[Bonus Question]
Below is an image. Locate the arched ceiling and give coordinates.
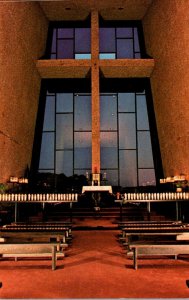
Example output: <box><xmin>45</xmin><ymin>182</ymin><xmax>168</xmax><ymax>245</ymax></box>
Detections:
<box><xmin>39</xmin><ymin>0</ymin><xmax>152</xmax><ymax>21</ymax></box>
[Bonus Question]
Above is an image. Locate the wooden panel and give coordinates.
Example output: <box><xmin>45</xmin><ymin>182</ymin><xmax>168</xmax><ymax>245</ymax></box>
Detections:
<box><xmin>39</xmin><ymin>0</ymin><xmax>152</xmax><ymax>21</ymax></box>
<box><xmin>0</xmin><ymin>2</ymin><xmax>48</xmax><ymax>182</ymax></box>
<box><xmin>143</xmin><ymin>0</ymin><xmax>189</xmax><ymax>177</ymax></box>
<box><xmin>36</xmin><ymin>59</ymin><xmax>91</xmax><ymax>78</ymax></box>
<box><xmin>100</xmin><ymin>59</ymin><xmax>154</xmax><ymax>78</ymax></box>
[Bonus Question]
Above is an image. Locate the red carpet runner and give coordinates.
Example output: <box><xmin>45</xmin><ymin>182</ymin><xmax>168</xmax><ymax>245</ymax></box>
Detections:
<box><xmin>0</xmin><ymin>230</ymin><xmax>189</xmax><ymax>298</ymax></box>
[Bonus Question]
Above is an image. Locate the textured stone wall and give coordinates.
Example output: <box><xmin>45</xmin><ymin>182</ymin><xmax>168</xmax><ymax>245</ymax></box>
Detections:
<box><xmin>91</xmin><ymin>11</ymin><xmax>100</xmax><ymax>173</ymax></box>
<box><xmin>143</xmin><ymin>0</ymin><xmax>189</xmax><ymax>179</ymax></box>
<box><xmin>0</xmin><ymin>2</ymin><xmax>48</xmax><ymax>183</ymax></box>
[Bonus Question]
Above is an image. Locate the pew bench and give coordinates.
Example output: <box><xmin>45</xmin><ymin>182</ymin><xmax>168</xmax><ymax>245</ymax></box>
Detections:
<box><xmin>119</xmin><ymin>224</ymin><xmax>189</xmax><ymax>240</ymax></box>
<box><xmin>11</xmin><ymin>221</ymin><xmax>72</xmax><ymax>234</ymax></box>
<box><xmin>176</xmin><ymin>233</ymin><xmax>189</xmax><ymax>240</ymax></box>
<box><xmin>0</xmin><ymin>232</ymin><xmax>69</xmax><ymax>252</ymax></box>
<box><xmin>118</xmin><ymin>220</ymin><xmax>182</xmax><ymax>228</ymax></box>
<box><xmin>0</xmin><ymin>242</ymin><xmax>65</xmax><ymax>270</ymax></box>
<box><xmin>118</xmin><ymin>221</ymin><xmax>183</xmax><ymax>237</ymax></box>
<box><xmin>122</xmin><ymin>232</ymin><xmax>184</xmax><ymax>249</ymax></box>
<box><xmin>128</xmin><ymin>243</ymin><xmax>189</xmax><ymax>270</ymax></box>
<box><xmin>1</xmin><ymin>225</ymin><xmax>72</xmax><ymax>243</ymax></box>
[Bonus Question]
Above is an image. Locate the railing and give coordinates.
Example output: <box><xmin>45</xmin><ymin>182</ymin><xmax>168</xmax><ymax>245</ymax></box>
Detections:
<box><xmin>0</xmin><ymin>193</ymin><xmax>79</xmax><ymax>223</ymax></box>
<box><xmin>115</xmin><ymin>192</ymin><xmax>189</xmax><ymax>221</ymax></box>
<box><xmin>0</xmin><ymin>193</ymin><xmax>79</xmax><ymax>202</ymax></box>
<box><xmin>122</xmin><ymin>192</ymin><xmax>189</xmax><ymax>202</ymax></box>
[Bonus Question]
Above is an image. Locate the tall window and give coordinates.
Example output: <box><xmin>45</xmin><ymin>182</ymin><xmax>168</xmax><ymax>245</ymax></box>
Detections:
<box><xmin>32</xmin><ymin>18</ymin><xmax>161</xmax><ymax>190</ymax></box>
<box><xmin>38</xmin><ymin>91</ymin><xmax>92</xmax><ymax>177</ymax></box>
<box><xmin>47</xmin><ymin>21</ymin><xmax>91</xmax><ymax>59</ymax></box>
<box><xmin>99</xmin><ymin>21</ymin><xmax>145</xmax><ymax>59</ymax></box>
<box><xmin>36</xmin><ymin>79</ymin><xmax>159</xmax><ymax>189</ymax></box>
<box><xmin>45</xmin><ymin>20</ymin><xmax>145</xmax><ymax>60</ymax></box>
<box><xmin>100</xmin><ymin>91</ymin><xmax>155</xmax><ymax>187</ymax></box>
<box><xmin>98</xmin><ymin>78</ymin><xmax>161</xmax><ymax>188</ymax></box>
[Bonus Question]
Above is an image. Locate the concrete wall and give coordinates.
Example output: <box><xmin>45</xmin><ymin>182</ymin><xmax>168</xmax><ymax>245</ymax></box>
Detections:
<box><xmin>0</xmin><ymin>2</ymin><xmax>48</xmax><ymax>183</ymax></box>
<box><xmin>143</xmin><ymin>0</ymin><xmax>189</xmax><ymax>179</ymax></box>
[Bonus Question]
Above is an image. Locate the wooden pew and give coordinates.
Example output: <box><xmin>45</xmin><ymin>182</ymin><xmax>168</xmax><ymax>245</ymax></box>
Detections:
<box><xmin>121</xmin><ymin>225</ymin><xmax>189</xmax><ymax>238</ymax></box>
<box><xmin>8</xmin><ymin>222</ymin><xmax>72</xmax><ymax>232</ymax></box>
<box><xmin>176</xmin><ymin>233</ymin><xmax>189</xmax><ymax>240</ymax></box>
<box><xmin>0</xmin><ymin>231</ymin><xmax>69</xmax><ymax>249</ymax></box>
<box><xmin>122</xmin><ymin>231</ymin><xmax>187</xmax><ymax>249</ymax></box>
<box><xmin>11</xmin><ymin>221</ymin><xmax>72</xmax><ymax>227</ymax></box>
<box><xmin>118</xmin><ymin>220</ymin><xmax>182</xmax><ymax>228</ymax></box>
<box><xmin>118</xmin><ymin>221</ymin><xmax>189</xmax><ymax>269</ymax></box>
<box><xmin>0</xmin><ymin>242</ymin><xmax>64</xmax><ymax>270</ymax></box>
<box><xmin>0</xmin><ymin>221</ymin><xmax>73</xmax><ymax>270</ymax></box>
<box><xmin>119</xmin><ymin>222</ymin><xmax>188</xmax><ymax>240</ymax></box>
<box><xmin>119</xmin><ymin>223</ymin><xmax>189</xmax><ymax>251</ymax></box>
<box><xmin>129</xmin><ymin>243</ymin><xmax>189</xmax><ymax>270</ymax></box>
<box><xmin>1</xmin><ymin>224</ymin><xmax>72</xmax><ymax>243</ymax></box>
<box><xmin>0</xmin><ymin>223</ymin><xmax>74</xmax><ymax>257</ymax></box>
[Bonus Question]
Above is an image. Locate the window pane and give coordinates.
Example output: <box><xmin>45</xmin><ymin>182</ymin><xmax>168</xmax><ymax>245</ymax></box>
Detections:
<box><xmin>57</xmin><ymin>39</ymin><xmax>74</xmax><ymax>59</ymax></box>
<box><xmin>100</xmin><ymin>132</ymin><xmax>118</xmax><ymax>168</ymax></box>
<box><xmin>56</xmin><ymin>93</ymin><xmax>73</xmax><ymax>113</ymax></box>
<box><xmin>136</xmin><ymin>95</ymin><xmax>149</xmax><ymax>130</ymax></box>
<box><xmin>51</xmin><ymin>53</ymin><xmax>56</xmax><ymax>59</ymax></box>
<box><xmin>47</xmin><ymin>90</ymin><xmax>55</xmax><ymax>96</ymax></box>
<box><xmin>99</xmin><ymin>53</ymin><xmax>116</xmax><ymax>59</ymax></box>
<box><xmin>38</xmin><ymin>170</ymin><xmax>54</xmax><ymax>174</ymax></box>
<box><xmin>116</xmin><ymin>27</ymin><xmax>133</xmax><ymax>38</ymax></box>
<box><xmin>74</xmin><ymin>169</ymin><xmax>91</xmax><ymax>176</ymax></box>
<box><xmin>75</xmin><ymin>28</ymin><xmax>91</xmax><ymax>53</ymax></box>
<box><xmin>51</xmin><ymin>29</ymin><xmax>56</xmax><ymax>52</ymax></box>
<box><xmin>74</xmin><ymin>95</ymin><xmax>91</xmax><ymax>131</ymax></box>
<box><xmin>43</xmin><ymin>96</ymin><xmax>55</xmax><ymax>131</ymax></box>
<box><xmin>75</xmin><ymin>54</ymin><xmax>91</xmax><ymax>59</ymax></box>
<box><xmin>39</xmin><ymin>132</ymin><xmax>54</xmax><ymax>169</ymax></box>
<box><xmin>138</xmin><ymin>169</ymin><xmax>156</xmax><ymax>186</ymax></box>
<box><xmin>58</xmin><ymin>28</ymin><xmax>74</xmax><ymax>38</ymax></box>
<box><xmin>100</xmin><ymin>95</ymin><xmax>117</xmax><ymax>130</ymax></box>
<box><xmin>119</xmin><ymin>150</ymin><xmax>137</xmax><ymax>187</ymax></box>
<box><xmin>117</xmin><ymin>39</ymin><xmax>134</xmax><ymax>58</ymax></box>
<box><xmin>134</xmin><ymin>28</ymin><xmax>140</xmax><ymax>52</ymax></box>
<box><xmin>119</xmin><ymin>114</ymin><xmax>136</xmax><ymax>149</ymax></box>
<box><xmin>56</xmin><ymin>150</ymin><xmax>73</xmax><ymax>176</ymax></box>
<box><xmin>101</xmin><ymin>148</ymin><xmax>118</xmax><ymax>169</ymax></box>
<box><xmin>56</xmin><ymin>114</ymin><xmax>73</xmax><ymax>149</ymax></box>
<box><xmin>101</xmin><ymin>132</ymin><xmax>117</xmax><ymax>148</ymax></box>
<box><xmin>74</xmin><ymin>132</ymin><xmax>91</xmax><ymax>169</ymax></box>
<box><xmin>118</xmin><ymin>93</ymin><xmax>135</xmax><ymax>112</ymax></box>
<box><xmin>138</xmin><ymin>131</ymin><xmax>154</xmax><ymax>168</ymax></box>
<box><xmin>99</xmin><ymin>28</ymin><xmax>116</xmax><ymax>53</ymax></box>
<box><xmin>135</xmin><ymin>52</ymin><xmax>141</xmax><ymax>58</ymax></box>
<box><xmin>136</xmin><ymin>90</ymin><xmax>145</xmax><ymax>95</ymax></box>
<box><xmin>104</xmin><ymin>170</ymin><xmax>118</xmax><ymax>186</ymax></box>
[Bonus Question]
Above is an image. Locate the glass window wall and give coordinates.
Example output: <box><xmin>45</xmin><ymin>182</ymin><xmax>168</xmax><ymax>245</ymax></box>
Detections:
<box><xmin>100</xmin><ymin>91</ymin><xmax>156</xmax><ymax>187</ymax></box>
<box><xmin>38</xmin><ymin>92</ymin><xmax>92</xmax><ymax>178</ymax></box>
<box><xmin>38</xmin><ymin>89</ymin><xmax>156</xmax><ymax>188</ymax></box>
<box><xmin>49</xmin><ymin>24</ymin><xmax>91</xmax><ymax>59</ymax></box>
<box><xmin>99</xmin><ymin>24</ymin><xmax>142</xmax><ymax>59</ymax></box>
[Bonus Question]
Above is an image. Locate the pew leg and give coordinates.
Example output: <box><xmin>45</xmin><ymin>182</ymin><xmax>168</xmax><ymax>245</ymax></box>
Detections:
<box><xmin>52</xmin><ymin>246</ymin><xmax>56</xmax><ymax>270</ymax></box>
<box><xmin>57</xmin><ymin>237</ymin><xmax>60</xmax><ymax>252</ymax></box>
<box><xmin>133</xmin><ymin>248</ymin><xmax>138</xmax><ymax>270</ymax></box>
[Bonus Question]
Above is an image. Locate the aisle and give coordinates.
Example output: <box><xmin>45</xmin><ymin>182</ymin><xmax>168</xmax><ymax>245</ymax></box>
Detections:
<box><xmin>0</xmin><ymin>230</ymin><xmax>189</xmax><ymax>298</ymax></box>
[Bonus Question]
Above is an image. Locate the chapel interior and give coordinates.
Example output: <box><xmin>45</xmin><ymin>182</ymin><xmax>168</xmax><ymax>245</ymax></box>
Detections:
<box><xmin>0</xmin><ymin>0</ymin><xmax>189</xmax><ymax>298</ymax></box>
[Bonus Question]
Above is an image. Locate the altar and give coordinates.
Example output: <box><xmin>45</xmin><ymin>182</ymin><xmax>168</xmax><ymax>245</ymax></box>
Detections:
<box><xmin>81</xmin><ymin>185</ymin><xmax>113</xmax><ymax>210</ymax></box>
<box><xmin>82</xmin><ymin>186</ymin><xmax>113</xmax><ymax>194</ymax></box>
